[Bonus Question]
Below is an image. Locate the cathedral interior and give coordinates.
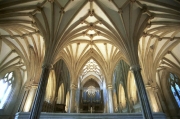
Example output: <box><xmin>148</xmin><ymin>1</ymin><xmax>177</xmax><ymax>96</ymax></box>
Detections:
<box><xmin>0</xmin><ymin>0</ymin><xmax>180</xmax><ymax>119</ymax></box>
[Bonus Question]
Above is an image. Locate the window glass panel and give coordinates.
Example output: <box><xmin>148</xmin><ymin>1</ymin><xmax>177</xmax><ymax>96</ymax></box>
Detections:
<box><xmin>170</xmin><ymin>73</ymin><xmax>174</xmax><ymax>80</ymax></box>
<box><xmin>0</xmin><ymin>80</ymin><xmax>5</xmax><ymax>100</ymax></box>
<box><xmin>171</xmin><ymin>86</ymin><xmax>180</xmax><ymax>107</ymax></box>
<box><xmin>174</xmin><ymin>74</ymin><xmax>179</xmax><ymax>79</ymax></box>
<box><xmin>0</xmin><ymin>72</ymin><xmax>13</xmax><ymax>109</ymax></box>
<box><xmin>175</xmin><ymin>83</ymin><xmax>180</xmax><ymax>96</ymax></box>
<box><xmin>0</xmin><ymin>80</ymin><xmax>8</xmax><ymax>100</ymax></box>
<box><xmin>0</xmin><ymin>85</ymin><xmax>12</xmax><ymax>109</ymax></box>
<box><xmin>4</xmin><ymin>78</ymin><xmax>7</xmax><ymax>82</ymax></box>
<box><xmin>5</xmin><ymin>73</ymin><xmax>8</xmax><ymax>77</ymax></box>
<box><xmin>8</xmin><ymin>72</ymin><xmax>13</xmax><ymax>79</ymax></box>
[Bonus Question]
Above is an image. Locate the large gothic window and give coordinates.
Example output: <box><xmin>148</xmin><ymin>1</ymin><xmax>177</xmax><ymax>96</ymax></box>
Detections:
<box><xmin>0</xmin><ymin>72</ymin><xmax>14</xmax><ymax>109</ymax></box>
<box><xmin>169</xmin><ymin>73</ymin><xmax>180</xmax><ymax>107</ymax></box>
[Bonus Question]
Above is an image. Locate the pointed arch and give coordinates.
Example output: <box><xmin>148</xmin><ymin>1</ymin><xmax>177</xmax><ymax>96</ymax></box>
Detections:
<box><xmin>77</xmin><ymin>50</ymin><xmax>106</xmax><ymax>74</ymax></box>
<box><xmin>81</xmin><ymin>75</ymin><xmax>102</xmax><ymax>89</ymax></box>
<box><xmin>127</xmin><ymin>71</ymin><xmax>138</xmax><ymax>105</ymax></box>
<box><xmin>57</xmin><ymin>83</ymin><xmax>65</xmax><ymax>104</ymax></box>
<box><xmin>118</xmin><ymin>83</ymin><xmax>126</xmax><ymax>109</ymax></box>
<box><xmin>45</xmin><ymin>70</ymin><xmax>56</xmax><ymax>103</ymax></box>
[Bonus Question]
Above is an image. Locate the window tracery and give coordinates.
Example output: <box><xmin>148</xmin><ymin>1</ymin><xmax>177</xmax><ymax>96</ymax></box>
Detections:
<box><xmin>0</xmin><ymin>72</ymin><xmax>14</xmax><ymax>109</ymax></box>
<box><xmin>169</xmin><ymin>73</ymin><xmax>180</xmax><ymax>107</ymax></box>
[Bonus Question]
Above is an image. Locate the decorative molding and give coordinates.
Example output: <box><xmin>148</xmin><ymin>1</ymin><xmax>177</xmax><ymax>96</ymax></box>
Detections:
<box><xmin>130</xmin><ymin>65</ymin><xmax>141</xmax><ymax>71</ymax></box>
<box><xmin>107</xmin><ymin>84</ymin><xmax>113</xmax><ymax>89</ymax></box>
<box><xmin>42</xmin><ymin>64</ymin><xmax>53</xmax><ymax>69</ymax></box>
<box><xmin>145</xmin><ymin>84</ymin><xmax>152</xmax><ymax>89</ymax></box>
<box><xmin>70</xmin><ymin>84</ymin><xmax>77</xmax><ymax>90</ymax></box>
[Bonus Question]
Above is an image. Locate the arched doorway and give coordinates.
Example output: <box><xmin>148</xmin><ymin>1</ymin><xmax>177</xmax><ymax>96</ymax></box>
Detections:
<box><xmin>79</xmin><ymin>78</ymin><xmax>103</xmax><ymax>113</ymax></box>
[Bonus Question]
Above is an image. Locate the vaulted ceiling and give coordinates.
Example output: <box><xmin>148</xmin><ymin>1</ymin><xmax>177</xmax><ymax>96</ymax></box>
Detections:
<box><xmin>0</xmin><ymin>0</ymin><xmax>180</xmax><ymax>85</ymax></box>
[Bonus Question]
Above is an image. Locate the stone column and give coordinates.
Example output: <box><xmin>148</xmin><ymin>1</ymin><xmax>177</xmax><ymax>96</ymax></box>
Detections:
<box><xmin>18</xmin><ymin>87</ymin><xmax>30</xmax><ymax>112</ymax></box>
<box><xmin>29</xmin><ymin>64</ymin><xmax>53</xmax><ymax>119</ymax></box>
<box><xmin>153</xmin><ymin>88</ymin><xmax>163</xmax><ymax>112</ymax></box>
<box><xmin>146</xmin><ymin>85</ymin><xmax>154</xmax><ymax>110</ymax></box>
<box><xmin>23</xmin><ymin>84</ymin><xmax>38</xmax><ymax>112</ymax></box>
<box><xmin>107</xmin><ymin>84</ymin><xmax>114</xmax><ymax>113</ymax></box>
<box><xmin>68</xmin><ymin>84</ymin><xmax>77</xmax><ymax>113</ymax></box>
<box><xmin>127</xmin><ymin>97</ymin><xmax>134</xmax><ymax>113</ymax></box>
<box><xmin>130</xmin><ymin>65</ymin><xmax>153</xmax><ymax>119</ymax></box>
<box><xmin>75</xmin><ymin>88</ymin><xmax>80</xmax><ymax>113</ymax></box>
<box><xmin>146</xmin><ymin>85</ymin><xmax>161</xmax><ymax>112</ymax></box>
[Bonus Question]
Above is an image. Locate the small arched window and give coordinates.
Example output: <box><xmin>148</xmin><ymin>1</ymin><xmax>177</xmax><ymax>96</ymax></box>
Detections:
<box><xmin>0</xmin><ymin>72</ymin><xmax>14</xmax><ymax>109</ymax></box>
<box><xmin>169</xmin><ymin>73</ymin><xmax>180</xmax><ymax>107</ymax></box>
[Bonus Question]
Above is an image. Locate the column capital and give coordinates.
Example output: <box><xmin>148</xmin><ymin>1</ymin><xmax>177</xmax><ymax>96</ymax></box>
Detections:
<box><xmin>42</xmin><ymin>63</ymin><xmax>53</xmax><ymax>69</ymax></box>
<box><xmin>107</xmin><ymin>84</ymin><xmax>113</xmax><ymax>89</ymax></box>
<box><xmin>130</xmin><ymin>64</ymin><xmax>141</xmax><ymax>71</ymax></box>
<box><xmin>70</xmin><ymin>84</ymin><xmax>77</xmax><ymax>90</ymax></box>
<box><xmin>152</xmin><ymin>87</ymin><xmax>159</xmax><ymax>92</ymax></box>
<box><xmin>25</xmin><ymin>83</ymin><xmax>38</xmax><ymax>90</ymax></box>
<box><xmin>31</xmin><ymin>84</ymin><xmax>38</xmax><ymax>89</ymax></box>
<box><xmin>145</xmin><ymin>84</ymin><xmax>152</xmax><ymax>89</ymax></box>
<box><xmin>24</xmin><ymin>85</ymin><xmax>31</xmax><ymax>90</ymax></box>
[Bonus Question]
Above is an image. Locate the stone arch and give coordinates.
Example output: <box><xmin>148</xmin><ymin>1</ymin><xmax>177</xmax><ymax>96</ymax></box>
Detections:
<box><xmin>81</xmin><ymin>75</ymin><xmax>102</xmax><ymax>89</ymax></box>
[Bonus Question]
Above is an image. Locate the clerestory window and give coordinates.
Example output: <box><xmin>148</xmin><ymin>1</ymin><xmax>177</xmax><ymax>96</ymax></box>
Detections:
<box><xmin>0</xmin><ymin>72</ymin><xmax>14</xmax><ymax>109</ymax></box>
<box><xmin>169</xmin><ymin>73</ymin><xmax>180</xmax><ymax>107</ymax></box>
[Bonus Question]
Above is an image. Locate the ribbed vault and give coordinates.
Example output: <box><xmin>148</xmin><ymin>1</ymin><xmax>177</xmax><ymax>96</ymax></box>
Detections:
<box><xmin>0</xmin><ymin>0</ymin><xmax>154</xmax><ymax>84</ymax></box>
<box><xmin>0</xmin><ymin>0</ymin><xmax>180</xmax><ymax>117</ymax></box>
<box><xmin>0</xmin><ymin>0</ymin><xmax>180</xmax><ymax>96</ymax></box>
<box><xmin>138</xmin><ymin>0</ymin><xmax>180</xmax><ymax>85</ymax></box>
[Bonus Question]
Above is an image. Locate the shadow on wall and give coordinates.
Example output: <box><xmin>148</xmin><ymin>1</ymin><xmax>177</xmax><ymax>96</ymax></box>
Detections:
<box><xmin>0</xmin><ymin>110</ymin><xmax>14</xmax><ymax>119</ymax></box>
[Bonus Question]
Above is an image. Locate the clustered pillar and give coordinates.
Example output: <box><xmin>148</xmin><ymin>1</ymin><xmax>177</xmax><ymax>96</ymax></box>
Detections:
<box><xmin>130</xmin><ymin>65</ymin><xmax>154</xmax><ymax>119</ymax></box>
<box><xmin>146</xmin><ymin>85</ymin><xmax>162</xmax><ymax>112</ymax></box>
<box><xmin>107</xmin><ymin>84</ymin><xmax>114</xmax><ymax>113</ymax></box>
<box><xmin>68</xmin><ymin>84</ymin><xmax>77</xmax><ymax>113</ymax></box>
<box><xmin>18</xmin><ymin>84</ymin><xmax>38</xmax><ymax>112</ymax></box>
<box><xmin>28</xmin><ymin>64</ymin><xmax>153</xmax><ymax>119</ymax></box>
<box><xmin>29</xmin><ymin>64</ymin><xmax>53</xmax><ymax>119</ymax></box>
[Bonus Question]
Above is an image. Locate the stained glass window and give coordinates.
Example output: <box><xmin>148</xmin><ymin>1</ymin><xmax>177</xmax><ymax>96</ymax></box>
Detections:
<box><xmin>171</xmin><ymin>86</ymin><xmax>180</xmax><ymax>107</ymax></box>
<box><xmin>175</xmin><ymin>83</ymin><xmax>180</xmax><ymax>96</ymax></box>
<box><xmin>169</xmin><ymin>73</ymin><xmax>180</xmax><ymax>108</ymax></box>
<box><xmin>0</xmin><ymin>72</ymin><xmax>14</xmax><ymax>109</ymax></box>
